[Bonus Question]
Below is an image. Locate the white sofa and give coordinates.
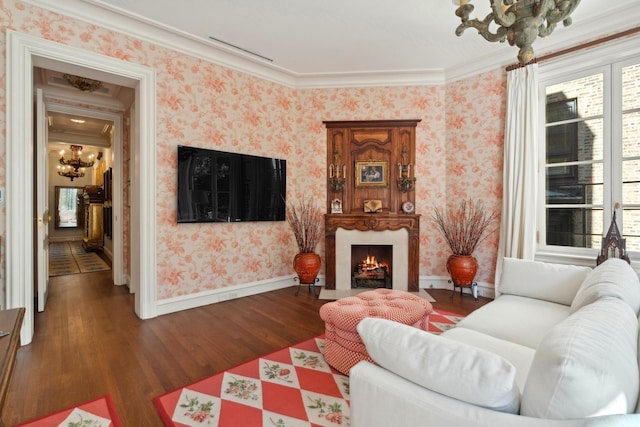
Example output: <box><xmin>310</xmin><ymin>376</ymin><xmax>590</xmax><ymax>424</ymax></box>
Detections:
<box><xmin>350</xmin><ymin>257</ymin><xmax>640</xmax><ymax>426</ymax></box>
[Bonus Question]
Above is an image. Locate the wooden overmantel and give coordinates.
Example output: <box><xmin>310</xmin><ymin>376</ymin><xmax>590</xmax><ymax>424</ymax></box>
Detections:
<box><xmin>323</xmin><ymin>120</ymin><xmax>421</xmax><ymax>292</ymax></box>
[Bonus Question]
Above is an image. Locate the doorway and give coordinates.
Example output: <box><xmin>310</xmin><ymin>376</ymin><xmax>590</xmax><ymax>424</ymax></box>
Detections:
<box><xmin>6</xmin><ymin>31</ymin><xmax>158</xmax><ymax>345</ymax></box>
<box><xmin>44</xmin><ymin>102</ymin><xmax>123</xmax><ymax>284</ymax></box>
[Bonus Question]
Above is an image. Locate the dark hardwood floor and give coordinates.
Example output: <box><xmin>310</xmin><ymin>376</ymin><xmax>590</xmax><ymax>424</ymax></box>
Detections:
<box><xmin>3</xmin><ymin>270</ymin><xmax>490</xmax><ymax>426</ymax></box>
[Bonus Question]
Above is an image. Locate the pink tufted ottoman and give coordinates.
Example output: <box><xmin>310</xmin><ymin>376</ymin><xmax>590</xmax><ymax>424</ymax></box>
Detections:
<box><xmin>319</xmin><ymin>288</ymin><xmax>433</xmax><ymax>375</ymax></box>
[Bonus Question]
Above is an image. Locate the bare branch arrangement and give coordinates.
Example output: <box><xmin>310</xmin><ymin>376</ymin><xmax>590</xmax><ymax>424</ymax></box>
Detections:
<box><xmin>286</xmin><ymin>197</ymin><xmax>323</xmax><ymax>253</ymax></box>
<box><xmin>432</xmin><ymin>200</ymin><xmax>498</xmax><ymax>256</ymax></box>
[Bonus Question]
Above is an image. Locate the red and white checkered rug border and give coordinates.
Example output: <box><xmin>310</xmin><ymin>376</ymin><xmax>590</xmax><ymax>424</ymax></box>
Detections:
<box><xmin>153</xmin><ymin>309</ymin><xmax>464</xmax><ymax>427</ymax></box>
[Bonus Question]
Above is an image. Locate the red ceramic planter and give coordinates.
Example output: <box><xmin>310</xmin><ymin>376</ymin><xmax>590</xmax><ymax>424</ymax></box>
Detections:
<box><xmin>293</xmin><ymin>252</ymin><xmax>321</xmax><ymax>284</ymax></box>
<box><xmin>446</xmin><ymin>254</ymin><xmax>478</xmax><ymax>286</ymax></box>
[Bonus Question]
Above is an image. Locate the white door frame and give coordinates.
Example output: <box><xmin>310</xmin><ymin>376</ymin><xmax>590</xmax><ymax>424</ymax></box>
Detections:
<box><xmin>6</xmin><ymin>30</ymin><xmax>158</xmax><ymax>345</ymax></box>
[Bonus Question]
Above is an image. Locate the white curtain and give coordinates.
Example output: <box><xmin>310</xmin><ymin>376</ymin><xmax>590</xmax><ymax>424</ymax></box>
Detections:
<box><xmin>494</xmin><ymin>64</ymin><xmax>539</xmax><ymax>294</ymax></box>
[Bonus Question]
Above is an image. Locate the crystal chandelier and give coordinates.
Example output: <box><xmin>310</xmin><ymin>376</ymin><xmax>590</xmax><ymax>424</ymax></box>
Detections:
<box><xmin>58</xmin><ymin>145</ymin><xmax>95</xmax><ymax>181</ymax></box>
<box><xmin>453</xmin><ymin>0</ymin><xmax>581</xmax><ymax>64</ymax></box>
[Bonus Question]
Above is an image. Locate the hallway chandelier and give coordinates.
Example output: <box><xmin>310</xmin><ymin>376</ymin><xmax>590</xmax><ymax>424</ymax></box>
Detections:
<box><xmin>453</xmin><ymin>0</ymin><xmax>581</xmax><ymax>64</ymax></box>
<box><xmin>57</xmin><ymin>145</ymin><xmax>95</xmax><ymax>181</ymax></box>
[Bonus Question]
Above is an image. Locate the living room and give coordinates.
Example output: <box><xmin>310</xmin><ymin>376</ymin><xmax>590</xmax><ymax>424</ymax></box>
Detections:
<box><xmin>2</xmin><ymin>0</ymin><xmax>640</xmax><ymax>425</ymax></box>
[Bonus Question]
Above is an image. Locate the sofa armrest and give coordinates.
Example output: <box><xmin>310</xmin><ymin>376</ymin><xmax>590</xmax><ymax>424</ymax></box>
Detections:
<box><xmin>350</xmin><ymin>362</ymin><xmax>640</xmax><ymax>427</ymax></box>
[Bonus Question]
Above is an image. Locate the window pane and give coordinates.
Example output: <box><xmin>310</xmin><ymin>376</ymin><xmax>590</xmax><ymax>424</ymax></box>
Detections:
<box><xmin>546</xmin><ymin>74</ymin><xmax>603</xmax><ymax>118</ymax></box>
<box><xmin>622</xmin><ymin>63</ymin><xmax>640</xmax><ymax>111</ymax></box>
<box><xmin>546</xmin><ymin>208</ymin><xmax>603</xmax><ymax>248</ymax></box>
<box><xmin>546</xmin><ymin>98</ymin><xmax>577</xmax><ymax>122</ymax></box>
<box><xmin>622</xmin><ymin>208</ymin><xmax>640</xmax><ymax>251</ymax></box>
<box><xmin>622</xmin><ymin>111</ymin><xmax>640</xmax><ymax>157</ymax></box>
<box><xmin>622</xmin><ymin>159</ymin><xmax>640</xmax><ymax>204</ymax></box>
<box><xmin>580</xmin><ymin>118</ymin><xmax>604</xmax><ymax>161</ymax></box>
<box><xmin>546</xmin><ymin>118</ymin><xmax>603</xmax><ymax>163</ymax></box>
<box><xmin>546</xmin><ymin>163</ymin><xmax>603</xmax><ymax>205</ymax></box>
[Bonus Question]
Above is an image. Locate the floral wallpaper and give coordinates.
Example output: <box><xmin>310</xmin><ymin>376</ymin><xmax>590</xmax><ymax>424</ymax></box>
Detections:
<box><xmin>444</xmin><ymin>69</ymin><xmax>507</xmax><ymax>282</ymax></box>
<box><xmin>0</xmin><ymin>0</ymin><xmax>507</xmax><ymax>303</ymax></box>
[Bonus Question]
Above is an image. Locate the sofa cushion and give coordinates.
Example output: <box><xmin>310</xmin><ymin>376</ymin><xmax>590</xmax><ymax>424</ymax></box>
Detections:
<box><xmin>455</xmin><ymin>295</ymin><xmax>570</xmax><ymax>349</ymax></box>
<box><xmin>570</xmin><ymin>258</ymin><xmax>640</xmax><ymax>315</ymax></box>
<box><xmin>442</xmin><ymin>327</ymin><xmax>535</xmax><ymax>392</ymax></box>
<box><xmin>521</xmin><ymin>297</ymin><xmax>639</xmax><ymax>419</ymax></box>
<box><xmin>498</xmin><ymin>257</ymin><xmax>592</xmax><ymax>305</ymax></box>
<box><xmin>357</xmin><ymin>317</ymin><xmax>521</xmax><ymax>413</ymax></box>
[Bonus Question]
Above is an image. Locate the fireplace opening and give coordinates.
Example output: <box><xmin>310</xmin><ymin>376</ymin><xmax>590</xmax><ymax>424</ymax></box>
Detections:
<box><xmin>351</xmin><ymin>245</ymin><xmax>392</xmax><ymax>289</ymax></box>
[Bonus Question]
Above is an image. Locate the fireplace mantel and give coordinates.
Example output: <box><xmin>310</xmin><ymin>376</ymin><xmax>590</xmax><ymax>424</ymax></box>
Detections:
<box><xmin>324</xmin><ymin>213</ymin><xmax>420</xmax><ymax>291</ymax></box>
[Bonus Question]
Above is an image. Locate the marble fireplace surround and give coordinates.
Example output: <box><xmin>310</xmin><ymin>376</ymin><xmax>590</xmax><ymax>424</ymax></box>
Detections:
<box><xmin>337</xmin><ymin>228</ymin><xmax>407</xmax><ymax>291</ymax></box>
<box><xmin>324</xmin><ymin>214</ymin><xmax>420</xmax><ymax>292</ymax></box>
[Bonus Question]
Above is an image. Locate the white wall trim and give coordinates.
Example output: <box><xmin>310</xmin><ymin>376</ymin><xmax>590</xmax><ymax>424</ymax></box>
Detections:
<box><xmin>6</xmin><ymin>30</ymin><xmax>157</xmax><ymax>345</ymax></box>
<box><xmin>420</xmin><ymin>275</ymin><xmax>495</xmax><ymax>299</ymax></box>
<box><xmin>156</xmin><ymin>276</ymin><xmax>299</xmax><ymax>316</ymax></box>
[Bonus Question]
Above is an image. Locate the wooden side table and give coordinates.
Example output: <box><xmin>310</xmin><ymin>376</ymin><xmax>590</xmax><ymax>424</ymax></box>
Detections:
<box><xmin>0</xmin><ymin>307</ymin><xmax>25</xmax><ymax>427</ymax></box>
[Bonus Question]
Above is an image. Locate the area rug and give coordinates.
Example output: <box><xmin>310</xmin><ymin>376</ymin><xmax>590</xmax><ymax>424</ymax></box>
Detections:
<box><xmin>318</xmin><ymin>288</ymin><xmax>436</xmax><ymax>302</ymax></box>
<box><xmin>15</xmin><ymin>394</ymin><xmax>123</xmax><ymax>426</ymax></box>
<box><xmin>153</xmin><ymin>309</ymin><xmax>464</xmax><ymax>427</ymax></box>
<box><xmin>49</xmin><ymin>242</ymin><xmax>81</xmax><ymax>276</ymax></box>
<box><xmin>49</xmin><ymin>242</ymin><xmax>110</xmax><ymax>276</ymax></box>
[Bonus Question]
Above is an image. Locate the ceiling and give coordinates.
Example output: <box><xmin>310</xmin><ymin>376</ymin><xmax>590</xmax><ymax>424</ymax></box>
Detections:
<box><xmin>29</xmin><ymin>0</ymin><xmax>640</xmax><ymax>155</ymax></box>
<box><xmin>71</xmin><ymin>0</ymin><xmax>640</xmax><ymax>84</ymax></box>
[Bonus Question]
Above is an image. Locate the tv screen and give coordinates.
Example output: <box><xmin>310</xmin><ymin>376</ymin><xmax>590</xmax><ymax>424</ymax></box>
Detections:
<box><xmin>177</xmin><ymin>145</ymin><xmax>286</xmax><ymax>223</ymax></box>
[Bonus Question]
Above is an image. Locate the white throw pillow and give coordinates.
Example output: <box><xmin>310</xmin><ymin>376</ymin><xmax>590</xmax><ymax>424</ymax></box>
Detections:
<box><xmin>499</xmin><ymin>257</ymin><xmax>591</xmax><ymax>305</ymax></box>
<box><xmin>570</xmin><ymin>257</ymin><xmax>640</xmax><ymax>315</ymax></box>
<box><xmin>521</xmin><ymin>297</ymin><xmax>639</xmax><ymax>419</ymax></box>
<box><xmin>357</xmin><ymin>317</ymin><xmax>521</xmax><ymax>413</ymax></box>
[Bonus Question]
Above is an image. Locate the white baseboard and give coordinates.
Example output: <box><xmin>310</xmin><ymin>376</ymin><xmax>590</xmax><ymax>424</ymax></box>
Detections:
<box><xmin>156</xmin><ymin>275</ymin><xmax>325</xmax><ymax>316</ymax></box>
<box><xmin>420</xmin><ymin>275</ymin><xmax>495</xmax><ymax>299</ymax></box>
<box><xmin>154</xmin><ymin>273</ymin><xmax>492</xmax><ymax>317</ymax></box>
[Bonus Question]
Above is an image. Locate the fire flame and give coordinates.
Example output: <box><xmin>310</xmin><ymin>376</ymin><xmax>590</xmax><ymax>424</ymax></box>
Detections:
<box><xmin>360</xmin><ymin>255</ymin><xmax>389</xmax><ymax>272</ymax></box>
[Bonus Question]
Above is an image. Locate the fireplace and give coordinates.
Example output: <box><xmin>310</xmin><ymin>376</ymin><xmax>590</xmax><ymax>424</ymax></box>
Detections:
<box><xmin>352</xmin><ymin>245</ymin><xmax>392</xmax><ymax>288</ymax></box>
<box><xmin>325</xmin><ymin>214</ymin><xmax>420</xmax><ymax>292</ymax></box>
<box><xmin>323</xmin><ymin>120</ymin><xmax>420</xmax><ymax>291</ymax></box>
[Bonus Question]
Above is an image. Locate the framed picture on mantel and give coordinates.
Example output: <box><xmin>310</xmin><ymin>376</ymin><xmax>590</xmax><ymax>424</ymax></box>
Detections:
<box><xmin>355</xmin><ymin>160</ymin><xmax>388</xmax><ymax>188</ymax></box>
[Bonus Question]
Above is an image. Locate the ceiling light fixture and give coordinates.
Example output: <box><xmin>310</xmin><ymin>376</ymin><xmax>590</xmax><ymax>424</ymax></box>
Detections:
<box><xmin>57</xmin><ymin>145</ymin><xmax>95</xmax><ymax>181</ymax></box>
<box><xmin>63</xmin><ymin>73</ymin><xmax>104</xmax><ymax>92</ymax></box>
<box><xmin>70</xmin><ymin>118</ymin><xmax>86</xmax><ymax>124</ymax></box>
<box><xmin>453</xmin><ymin>0</ymin><xmax>581</xmax><ymax>64</ymax></box>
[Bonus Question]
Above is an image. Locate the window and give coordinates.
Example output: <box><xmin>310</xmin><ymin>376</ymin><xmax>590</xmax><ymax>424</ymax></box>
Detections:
<box><xmin>538</xmin><ymin>44</ymin><xmax>640</xmax><ymax>260</ymax></box>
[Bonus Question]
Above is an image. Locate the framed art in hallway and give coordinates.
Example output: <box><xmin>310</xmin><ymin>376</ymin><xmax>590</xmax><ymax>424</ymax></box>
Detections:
<box><xmin>355</xmin><ymin>160</ymin><xmax>388</xmax><ymax>187</ymax></box>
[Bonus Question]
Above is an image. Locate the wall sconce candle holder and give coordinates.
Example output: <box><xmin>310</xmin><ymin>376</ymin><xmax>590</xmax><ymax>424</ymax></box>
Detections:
<box><xmin>397</xmin><ymin>143</ymin><xmax>415</xmax><ymax>193</ymax></box>
<box><xmin>328</xmin><ymin>147</ymin><xmax>346</xmax><ymax>192</ymax></box>
<box><xmin>397</xmin><ymin>165</ymin><xmax>415</xmax><ymax>193</ymax></box>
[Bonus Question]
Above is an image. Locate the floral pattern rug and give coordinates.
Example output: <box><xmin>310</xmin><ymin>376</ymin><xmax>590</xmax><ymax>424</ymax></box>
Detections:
<box><xmin>153</xmin><ymin>310</ymin><xmax>463</xmax><ymax>427</ymax></box>
<box><xmin>15</xmin><ymin>394</ymin><xmax>122</xmax><ymax>427</ymax></box>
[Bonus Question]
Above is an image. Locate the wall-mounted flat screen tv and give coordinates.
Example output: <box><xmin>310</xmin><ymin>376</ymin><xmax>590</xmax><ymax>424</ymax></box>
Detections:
<box><xmin>177</xmin><ymin>145</ymin><xmax>286</xmax><ymax>223</ymax></box>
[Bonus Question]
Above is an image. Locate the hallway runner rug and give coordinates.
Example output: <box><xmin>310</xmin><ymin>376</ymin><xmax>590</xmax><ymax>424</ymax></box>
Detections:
<box><xmin>49</xmin><ymin>242</ymin><xmax>110</xmax><ymax>276</ymax></box>
<box><xmin>153</xmin><ymin>309</ymin><xmax>464</xmax><ymax>427</ymax></box>
<box><xmin>15</xmin><ymin>394</ymin><xmax>123</xmax><ymax>426</ymax></box>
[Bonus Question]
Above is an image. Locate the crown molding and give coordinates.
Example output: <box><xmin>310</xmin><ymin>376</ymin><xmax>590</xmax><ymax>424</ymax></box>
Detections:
<box><xmin>26</xmin><ymin>0</ymin><xmax>446</xmax><ymax>88</ymax></box>
<box><xmin>24</xmin><ymin>0</ymin><xmax>299</xmax><ymax>86</ymax></box>
<box><xmin>24</xmin><ymin>0</ymin><xmax>640</xmax><ymax>88</ymax></box>
<box><xmin>295</xmin><ymin>69</ymin><xmax>445</xmax><ymax>89</ymax></box>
